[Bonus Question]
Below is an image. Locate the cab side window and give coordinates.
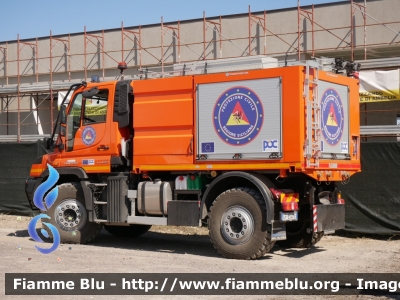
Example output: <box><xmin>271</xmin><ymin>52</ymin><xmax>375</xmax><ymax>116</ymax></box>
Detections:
<box><xmin>66</xmin><ymin>93</ymin><xmax>83</xmax><ymax>151</ymax></box>
<box><xmin>83</xmin><ymin>90</ymin><xmax>108</xmax><ymax>125</ymax></box>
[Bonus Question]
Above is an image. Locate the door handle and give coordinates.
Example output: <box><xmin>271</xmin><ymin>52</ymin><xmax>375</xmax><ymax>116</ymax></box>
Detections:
<box><xmin>97</xmin><ymin>145</ymin><xmax>109</xmax><ymax>151</ymax></box>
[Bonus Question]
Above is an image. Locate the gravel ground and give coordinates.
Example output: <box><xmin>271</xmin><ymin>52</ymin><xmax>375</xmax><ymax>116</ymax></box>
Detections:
<box><xmin>0</xmin><ymin>214</ymin><xmax>399</xmax><ymax>300</ymax></box>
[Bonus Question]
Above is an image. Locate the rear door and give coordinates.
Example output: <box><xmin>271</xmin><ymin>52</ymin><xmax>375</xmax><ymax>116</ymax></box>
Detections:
<box><xmin>319</xmin><ymin>81</ymin><xmax>349</xmax><ymax>159</ymax></box>
<box><xmin>197</xmin><ymin>78</ymin><xmax>282</xmax><ymax>160</ymax></box>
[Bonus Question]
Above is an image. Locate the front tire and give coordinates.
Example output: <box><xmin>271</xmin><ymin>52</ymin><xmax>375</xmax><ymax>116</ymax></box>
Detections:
<box><xmin>43</xmin><ymin>183</ymin><xmax>102</xmax><ymax>244</ymax></box>
<box><xmin>208</xmin><ymin>187</ymin><xmax>275</xmax><ymax>260</ymax></box>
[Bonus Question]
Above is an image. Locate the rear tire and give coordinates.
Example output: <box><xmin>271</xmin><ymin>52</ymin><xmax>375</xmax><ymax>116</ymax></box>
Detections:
<box><xmin>44</xmin><ymin>183</ymin><xmax>102</xmax><ymax>244</ymax></box>
<box><xmin>208</xmin><ymin>187</ymin><xmax>275</xmax><ymax>260</ymax></box>
<box><xmin>104</xmin><ymin>224</ymin><xmax>152</xmax><ymax>237</ymax></box>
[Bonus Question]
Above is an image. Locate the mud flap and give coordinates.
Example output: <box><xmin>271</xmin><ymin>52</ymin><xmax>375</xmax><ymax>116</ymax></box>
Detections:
<box><xmin>314</xmin><ymin>203</ymin><xmax>345</xmax><ymax>233</ymax></box>
<box><xmin>168</xmin><ymin>201</ymin><xmax>201</xmax><ymax>226</ymax></box>
<box><xmin>270</xmin><ymin>221</ymin><xmax>287</xmax><ymax>241</ymax></box>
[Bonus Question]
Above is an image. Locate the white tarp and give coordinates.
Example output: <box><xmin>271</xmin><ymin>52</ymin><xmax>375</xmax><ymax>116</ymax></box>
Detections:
<box><xmin>357</xmin><ymin>70</ymin><xmax>400</xmax><ymax>103</ymax></box>
<box><xmin>58</xmin><ymin>91</ymin><xmax>106</xmax><ymax>116</ymax></box>
<box><xmin>57</xmin><ymin>91</ymin><xmax>71</xmax><ymax>110</ymax></box>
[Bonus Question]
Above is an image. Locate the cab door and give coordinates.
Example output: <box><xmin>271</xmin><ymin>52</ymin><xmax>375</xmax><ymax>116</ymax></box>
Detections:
<box><xmin>60</xmin><ymin>86</ymin><xmax>112</xmax><ymax>170</ymax></box>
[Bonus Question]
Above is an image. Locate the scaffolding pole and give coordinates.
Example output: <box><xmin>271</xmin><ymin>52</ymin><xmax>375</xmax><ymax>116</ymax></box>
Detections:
<box><xmin>298</xmin><ymin>0</ymin><xmax>352</xmax><ymax>60</ymax></box>
<box><xmin>18</xmin><ymin>37</ymin><xmax>39</xmax><ymax>83</ymax></box>
<box><xmin>249</xmin><ymin>5</ymin><xmax>267</xmax><ymax>56</ymax></box>
<box><xmin>351</xmin><ymin>0</ymin><xmax>367</xmax><ymax>60</ymax></box>
<box><xmin>161</xmin><ymin>17</ymin><xmax>181</xmax><ymax>73</ymax></box>
<box><xmin>50</xmin><ymin>31</ymin><xmax>70</xmax><ymax>132</ymax></box>
<box><xmin>298</xmin><ymin>2</ymin><xmax>315</xmax><ymax>59</ymax></box>
<box><xmin>17</xmin><ymin>35</ymin><xmax>39</xmax><ymax>142</ymax></box>
<box><xmin>122</xmin><ymin>22</ymin><xmax>143</xmax><ymax>68</ymax></box>
<box><xmin>51</xmin><ymin>31</ymin><xmax>71</xmax><ymax>82</ymax></box>
<box><xmin>84</xmin><ymin>26</ymin><xmax>105</xmax><ymax>80</ymax></box>
<box><xmin>0</xmin><ymin>42</ymin><xmax>7</xmax><ymax>85</ymax></box>
<box><xmin>203</xmin><ymin>12</ymin><xmax>222</xmax><ymax>60</ymax></box>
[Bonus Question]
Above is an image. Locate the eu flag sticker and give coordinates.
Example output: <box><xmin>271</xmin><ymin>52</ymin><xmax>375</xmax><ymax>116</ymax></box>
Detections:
<box><xmin>201</xmin><ymin>142</ymin><xmax>215</xmax><ymax>153</ymax></box>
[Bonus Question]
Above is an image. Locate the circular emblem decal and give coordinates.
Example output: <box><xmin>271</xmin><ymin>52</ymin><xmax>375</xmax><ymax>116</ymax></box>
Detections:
<box><xmin>213</xmin><ymin>87</ymin><xmax>263</xmax><ymax>146</ymax></box>
<box><xmin>82</xmin><ymin>126</ymin><xmax>96</xmax><ymax>146</ymax></box>
<box><xmin>321</xmin><ymin>88</ymin><xmax>344</xmax><ymax>145</ymax></box>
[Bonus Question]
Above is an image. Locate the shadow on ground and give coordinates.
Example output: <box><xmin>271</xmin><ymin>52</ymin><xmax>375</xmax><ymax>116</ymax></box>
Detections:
<box><xmin>8</xmin><ymin>228</ymin><xmax>222</xmax><ymax>258</ymax></box>
<box><xmin>273</xmin><ymin>245</ymin><xmax>326</xmax><ymax>258</ymax></box>
<box><xmin>6</xmin><ymin>228</ymin><xmax>286</xmax><ymax>260</ymax></box>
<box><xmin>10</xmin><ymin>228</ymin><xmax>377</xmax><ymax>260</ymax></box>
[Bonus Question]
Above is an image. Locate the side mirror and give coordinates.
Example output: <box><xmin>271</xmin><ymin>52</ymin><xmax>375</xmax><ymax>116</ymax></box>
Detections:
<box><xmin>60</xmin><ymin>105</ymin><xmax>67</xmax><ymax>124</ymax></box>
<box><xmin>43</xmin><ymin>137</ymin><xmax>51</xmax><ymax>150</ymax></box>
<box><xmin>59</xmin><ymin>125</ymin><xmax>66</xmax><ymax>137</ymax></box>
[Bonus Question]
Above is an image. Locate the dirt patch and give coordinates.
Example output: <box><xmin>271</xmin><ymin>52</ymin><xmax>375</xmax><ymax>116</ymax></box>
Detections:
<box><xmin>0</xmin><ymin>214</ymin><xmax>399</xmax><ymax>299</ymax></box>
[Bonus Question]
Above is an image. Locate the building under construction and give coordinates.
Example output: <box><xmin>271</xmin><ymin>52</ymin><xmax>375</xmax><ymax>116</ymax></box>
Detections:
<box><xmin>0</xmin><ymin>0</ymin><xmax>399</xmax><ymax>141</ymax></box>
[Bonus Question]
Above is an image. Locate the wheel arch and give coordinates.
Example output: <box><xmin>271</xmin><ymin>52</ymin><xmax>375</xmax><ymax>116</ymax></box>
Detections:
<box><xmin>38</xmin><ymin>167</ymin><xmax>93</xmax><ymax>211</ymax></box>
<box><xmin>45</xmin><ymin>182</ymin><xmax>102</xmax><ymax>244</ymax></box>
<box><xmin>201</xmin><ymin>171</ymin><xmax>276</xmax><ymax>224</ymax></box>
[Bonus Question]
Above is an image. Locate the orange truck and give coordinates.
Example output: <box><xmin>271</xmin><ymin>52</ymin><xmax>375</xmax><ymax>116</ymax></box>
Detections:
<box><xmin>25</xmin><ymin>56</ymin><xmax>360</xmax><ymax>259</ymax></box>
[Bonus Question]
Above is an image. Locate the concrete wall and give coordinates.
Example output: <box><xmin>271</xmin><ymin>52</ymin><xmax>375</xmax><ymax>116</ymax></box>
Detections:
<box><xmin>1</xmin><ymin>0</ymin><xmax>399</xmax><ymax>85</ymax></box>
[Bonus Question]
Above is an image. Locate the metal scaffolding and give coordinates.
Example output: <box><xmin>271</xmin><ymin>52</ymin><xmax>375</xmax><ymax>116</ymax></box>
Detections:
<box><xmin>122</xmin><ymin>22</ymin><xmax>143</xmax><ymax>68</ymax></box>
<box><xmin>50</xmin><ymin>31</ymin><xmax>71</xmax><ymax>81</ymax></box>
<box><xmin>351</xmin><ymin>0</ymin><xmax>367</xmax><ymax>60</ymax></box>
<box><xmin>203</xmin><ymin>12</ymin><xmax>222</xmax><ymax>59</ymax></box>
<box><xmin>0</xmin><ymin>0</ymin><xmax>399</xmax><ymax>141</ymax></box>
<box><xmin>0</xmin><ymin>42</ymin><xmax>7</xmax><ymax>85</ymax></box>
<box><xmin>161</xmin><ymin>17</ymin><xmax>181</xmax><ymax>72</ymax></box>
<box><xmin>298</xmin><ymin>1</ymin><xmax>315</xmax><ymax>59</ymax></box>
<box><xmin>249</xmin><ymin>6</ymin><xmax>266</xmax><ymax>56</ymax></box>
<box><xmin>84</xmin><ymin>27</ymin><xmax>105</xmax><ymax>80</ymax></box>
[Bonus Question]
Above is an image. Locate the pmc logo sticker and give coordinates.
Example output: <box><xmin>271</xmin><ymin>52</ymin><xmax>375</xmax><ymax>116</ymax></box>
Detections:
<box><xmin>321</xmin><ymin>88</ymin><xmax>344</xmax><ymax>145</ymax></box>
<box><xmin>27</xmin><ymin>165</ymin><xmax>61</xmax><ymax>254</ymax></box>
<box><xmin>213</xmin><ymin>87</ymin><xmax>263</xmax><ymax>145</ymax></box>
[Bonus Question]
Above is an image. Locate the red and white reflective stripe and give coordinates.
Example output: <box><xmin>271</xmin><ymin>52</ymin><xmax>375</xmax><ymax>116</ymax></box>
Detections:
<box><xmin>313</xmin><ymin>205</ymin><xmax>318</xmax><ymax>232</ymax></box>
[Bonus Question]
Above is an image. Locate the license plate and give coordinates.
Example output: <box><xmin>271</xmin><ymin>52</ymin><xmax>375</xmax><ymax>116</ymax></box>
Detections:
<box><xmin>280</xmin><ymin>211</ymin><xmax>298</xmax><ymax>222</ymax></box>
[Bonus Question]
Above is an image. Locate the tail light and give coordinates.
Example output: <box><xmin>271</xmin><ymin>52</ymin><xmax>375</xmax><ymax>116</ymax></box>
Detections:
<box><xmin>280</xmin><ymin>193</ymin><xmax>300</xmax><ymax>211</ymax></box>
<box><xmin>281</xmin><ymin>201</ymin><xmax>299</xmax><ymax>211</ymax></box>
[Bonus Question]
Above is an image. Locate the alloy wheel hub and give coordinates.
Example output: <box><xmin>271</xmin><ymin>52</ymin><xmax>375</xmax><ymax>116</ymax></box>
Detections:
<box><xmin>221</xmin><ymin>205</ymin><xmax>254</xmax><ymax>245</ymax></box>
<box><xmin>54</xmin><ymin>199</ymin><xmax>87</xmax><ymax>231</ymax></box>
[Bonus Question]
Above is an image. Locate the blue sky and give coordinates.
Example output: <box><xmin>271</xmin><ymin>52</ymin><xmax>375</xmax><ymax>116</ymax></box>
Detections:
<box><xmin>0</xmin><ymin>0</ymin><xmax>344</xmax><ymax>42</ymax></box>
